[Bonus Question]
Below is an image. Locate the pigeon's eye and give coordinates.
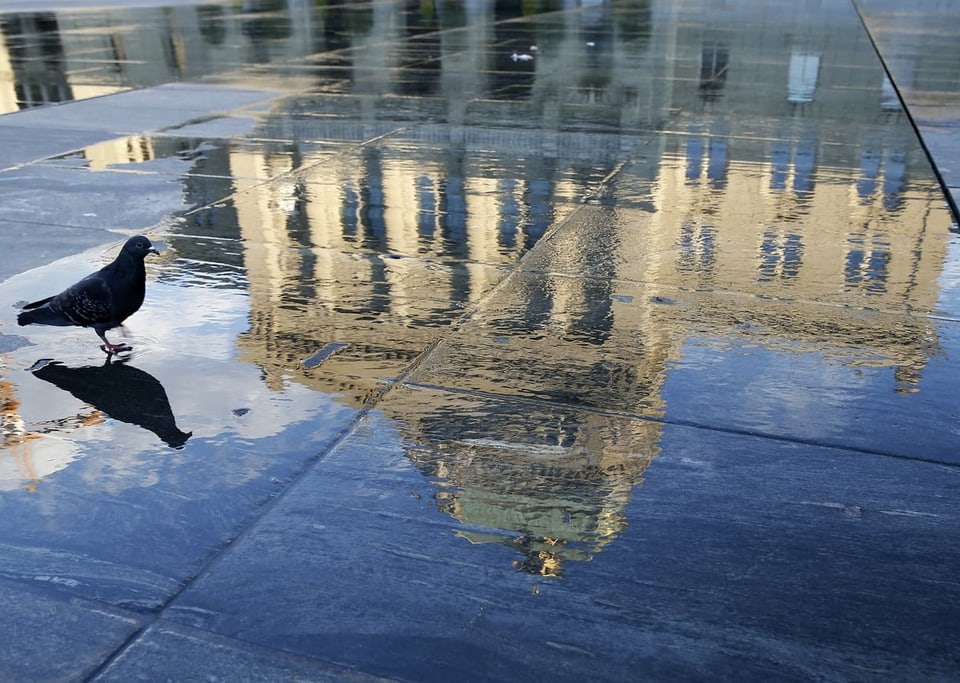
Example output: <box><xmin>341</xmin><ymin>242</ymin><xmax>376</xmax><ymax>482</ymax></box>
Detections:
<box><xmin>136</xmin><ymin>241</ymin><xmax>144</xmax><ymax>248</ymax></box>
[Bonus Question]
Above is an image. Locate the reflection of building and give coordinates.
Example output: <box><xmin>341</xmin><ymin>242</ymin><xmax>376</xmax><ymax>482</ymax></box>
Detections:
<box><xmin>390</xmin><ymin>390</ymin><xmax>661</xmax><ymax>576</ymax></box>
<box><xmin>0</xmin><ymin>1</ymin><xmax>327</xmax><ymax>114</ymax></box>
<box><xmin>225</xmin><ymin>137</ymin><xmax>600</xmax><ymax>401</ymax></box>
<box><xmin>205</xmin><ymin>1</ymin><xmax>950</xmax><ymax>570</ymax></box>
<box><xmin>214</xmin><ymin>0</ymin><xmax>949</xmax><ymax>396</ymax></box>
<box><xmin>421</xmin><ymin>416</ymin><xmax>658</xmax><ymax>577</ymax></box>
<box><xmin>0</xmin><ymin>364</ymin><xmax>78</xmax><ymax>492</ymax></box>
<box><xmin>0</xmin><ymin>368</ymin><xmax>36</xmax><ymax>490</ymax></box>
<box><xmin>23</xmin><ymin>1</ymin><xmax>956</xmax><ymax>567</ymax></box>
<box><xmin>219</xmin><ymin>1</ymin><xmax>951</xmax><ymax>573</ymax></box>
<box><xmin>0</xmin><ymin>13</ymin><xmax>72</xmax><ymax>110</ymax></box>
<box><xmin>642</xmin><ymin>138</ymin><xmax>945</xmax><ymax>391</ymax></box>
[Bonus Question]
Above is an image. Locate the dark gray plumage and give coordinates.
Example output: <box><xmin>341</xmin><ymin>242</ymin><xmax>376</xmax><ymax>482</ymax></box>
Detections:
<box><xmin>18</xmin><ymin>235</ymin><xmax>159</xmax><ymax>353</ymax></box>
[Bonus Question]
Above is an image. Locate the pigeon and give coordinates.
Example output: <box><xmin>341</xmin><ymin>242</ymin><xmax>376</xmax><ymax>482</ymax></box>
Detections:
<box><xmin>17</xmin><ymin>235</ymin><xmax>159</xmax><ymax>353</ymax></box>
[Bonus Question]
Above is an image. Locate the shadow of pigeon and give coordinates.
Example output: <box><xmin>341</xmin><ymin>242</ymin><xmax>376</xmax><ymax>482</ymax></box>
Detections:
<box><xmin>29</xmin><ymin>358</ymin><xmax>192</xmax><ymax>449</ymax></box>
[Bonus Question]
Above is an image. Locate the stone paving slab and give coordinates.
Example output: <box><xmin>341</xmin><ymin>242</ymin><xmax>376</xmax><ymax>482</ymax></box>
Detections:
<box><xmin>0</xmin><ymin>84</ymin><xmax>280</xmax><ymax>135</ymax></box>
<box><xmin>92</xmin><ymin>622</ymin><xmax>388</xmax><ymax>683</ymax></box>
<box><xmin>0</xmin><ymin>126</ymin><xmax>112</xmax><ymax>172</ymax></box>
<box><xmin>0</xmin><ymin>577</ymin><xmax>142</xmax><ymax>682</ymax></box>
<box><xmin>160</xmin><ymin>385</ymin><xmax>960</xmax><ymax>680</ymax></box>
<box><xmin>0</xmin><ymin>222</ymin><xmax>117</xmax><ymax>283</ymax></box>
<box><xmin>0</xmin><ymin>83</ymin><xmax>281</xmax><ymax>169</ymax></box>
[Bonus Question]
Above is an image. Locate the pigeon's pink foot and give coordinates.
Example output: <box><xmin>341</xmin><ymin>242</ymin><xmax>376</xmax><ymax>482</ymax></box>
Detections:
<box><xmin>100</xmin><ymin>338</ymin><xmax>132</xmax><ymax>354</ymax></box>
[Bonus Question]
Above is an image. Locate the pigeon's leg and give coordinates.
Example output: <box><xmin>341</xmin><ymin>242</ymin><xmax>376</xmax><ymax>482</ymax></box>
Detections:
<box><xmin>98</xmin><ymin>330</ymin><xmax>132</xmax><ymax>354</ymax></box>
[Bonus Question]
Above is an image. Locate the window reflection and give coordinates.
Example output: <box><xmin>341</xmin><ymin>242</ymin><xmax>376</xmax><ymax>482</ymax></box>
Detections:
<box><xmin>788</xmin><ymin>52</ymin><xmax>820</xmax><ymax>104</ymax></box>
<box><xmin>759</xmin><ymin>230</ymin><xmax>804</xmax><ymax>282</ymax></box>
<box><xmin>845</xmin><ymin>232</ymin><xmax>891</xmax><ymax>294</ymax></box>
<box><xmin>699</xmin><ymin>42</ymin><xmax>729</xmax><ymax>101</ymax></box>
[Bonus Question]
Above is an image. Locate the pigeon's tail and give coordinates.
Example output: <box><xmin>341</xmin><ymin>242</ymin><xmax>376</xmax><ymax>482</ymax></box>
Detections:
<box><xmin>18</xmin><ymin>302</ymin><xmax>75</xmax><ymax>327</ymax></box>
<box><xmin>21</xmin><ymin>295</ymin><xmax>54</xmax><ymax>311</ymax></box>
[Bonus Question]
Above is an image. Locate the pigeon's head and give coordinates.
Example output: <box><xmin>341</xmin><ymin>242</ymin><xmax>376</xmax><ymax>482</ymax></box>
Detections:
<box><xmin>123</xmin><ymin>235</ymin><xmax>160</xmax><ymax>259</ymax></box>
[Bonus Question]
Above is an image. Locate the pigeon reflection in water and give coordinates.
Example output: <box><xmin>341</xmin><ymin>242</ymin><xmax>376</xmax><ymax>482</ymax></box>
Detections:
<box><xmin>30</xmin><ymin>358</ymin><xmax>192</xmax><ymax>449</ymax></box>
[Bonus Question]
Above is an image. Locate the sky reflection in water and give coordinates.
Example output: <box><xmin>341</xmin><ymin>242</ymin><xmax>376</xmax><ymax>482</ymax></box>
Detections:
<box><xmin>0</xmin><ymin>0</ymin><xmax>957</xmax><ymax>579</ymax></box>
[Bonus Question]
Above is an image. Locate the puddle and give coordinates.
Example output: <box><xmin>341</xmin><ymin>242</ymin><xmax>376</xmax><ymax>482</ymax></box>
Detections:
<box><xmin>0</xmin><ymin>0</ymin><xmax>957</xmax><ymax>614</ymax></box>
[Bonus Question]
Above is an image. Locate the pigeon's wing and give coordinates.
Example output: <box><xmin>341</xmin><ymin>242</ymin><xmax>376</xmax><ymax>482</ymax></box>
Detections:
<box><xmin>18</xmin><ymin>273</ymin><xmax>111</xmax><ymax>328</ymax></box>
<box><xmin>63</xmin><ymin>274</ymin><xmax>114</xmax><ymax>325</ymax></box>
<box><xmin>56</xmin><ymin>272</ymin><xmax>115</xmax><ymax>326</ymax></box>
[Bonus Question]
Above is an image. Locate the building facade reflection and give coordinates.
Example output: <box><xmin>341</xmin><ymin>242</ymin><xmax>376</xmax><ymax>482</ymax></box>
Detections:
<box><xmin>3</xmin><ymin>0</ymin><xmax>953</xmax><ymax>566</ymax></box>
<box><xmin>395</xmin><ymin>389</ymin><xmax>661</xmax><ymax>577</ymax></box>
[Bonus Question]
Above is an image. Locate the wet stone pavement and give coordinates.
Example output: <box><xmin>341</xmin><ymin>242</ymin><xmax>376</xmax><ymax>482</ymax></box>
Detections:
<box><xmin>0</xmin><ymin>0</ymin><xmax>958</xmax><ymax>681</ymax></box>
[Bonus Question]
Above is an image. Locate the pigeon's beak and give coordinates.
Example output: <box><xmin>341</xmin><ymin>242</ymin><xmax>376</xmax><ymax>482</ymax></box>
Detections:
<box><xmin>149</xmin><ymin>247</ymin><xmax>160</xmax><ymax>256</ymax></box>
